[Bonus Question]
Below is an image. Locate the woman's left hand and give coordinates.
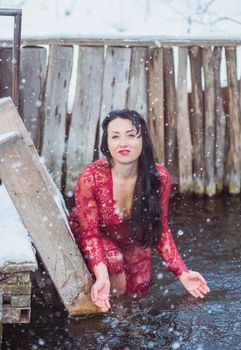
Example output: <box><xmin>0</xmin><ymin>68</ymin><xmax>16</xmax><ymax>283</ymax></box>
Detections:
<box><xmin>179</xmin><ymin>271</ymin><xmax>210</xmax><ymax>299</ymax></box>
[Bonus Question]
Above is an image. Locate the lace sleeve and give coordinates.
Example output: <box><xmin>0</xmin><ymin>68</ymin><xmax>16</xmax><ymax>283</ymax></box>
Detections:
<box><xmin>155</xmin><ymin>166</ymin><xmax>189</xmax><ymax>277</ymax></box>
<box><xmin>74</xmin><ymin>167</ymin><xmax>107</xmax><ymax>272</ymax></box>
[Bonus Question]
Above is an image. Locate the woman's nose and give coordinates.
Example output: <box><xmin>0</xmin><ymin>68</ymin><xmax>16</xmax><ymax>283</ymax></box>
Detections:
<box><xmin>119</xmin><ymin>136</ymin><xmax>128</xmax><ymax>147</ymax></box>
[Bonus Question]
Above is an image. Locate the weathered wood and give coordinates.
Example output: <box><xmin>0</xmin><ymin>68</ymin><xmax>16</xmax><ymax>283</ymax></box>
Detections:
<box><xmin>3</xmin><ymin>37</ymin><xmax>241</xmax><ymax>48</ymax></box>
<box><xmin>189</xmin><ymin>46</ymin><xmax>205</xmax><ymax>195</ymax></box>
<box><xmin>11</xmin><ymin>295</ymin><xmax>30</xmax><ymax>308</ymax></box>
<box><xmin>0</xmin><ymin>103</ymin><xmax>98</xmax><ymax>315</ymax></box>
<box><xmin>99</xmin><ymin>46</ymin><xmax>131</xmax><ymax>140</ymax></box>
<box><xmin>19</xmin><ymin>46</ymin><xmax>47</xmax><ymax>152</ymax></box>
<box><xmin>0</xmin><ymin>97</ymin><xmax>62</xmax><ymax>203</ymax></box>
<box><xmin>0</xmin><ymin>290</ymin><xmax>2</xmax><ymax>320</ymax></box>
<box><xmin>0</xmin><ymin>47</ymin><xmax>12</xmax><ymax>99</ymax></box>
<box><xmin>0</xmin><ymin>263</ymin><xmax>37</xmax><ymax>274</ymax></box>
<box><xmin>127</xmin><ymin>47</ymin><xmax>147</xmax><ymax>117</ymax></box>
<box><xmin>202</xmin><ymin>47</ymin><xmax>216</xmax><ymax>196</ymax></box>
<box><xmin>176</xmin><ymin>47</ymin><xmax>192</xmax><ymax>193</ymax></box>
<box><xmin>41</xmin><ymin>45</ymin><xmax>73</xmax><ymax>188</ymax></box>
<box><xmin>0</xmin><ymin>281</ymin><xmax>31</xmax><ymax>296</ymax></box>
<box><xmin>0</xmin><ymin>290</ymin><xmax>2</xmax><ymax>346</ymax></box>
<box><xmin>147</xmin><ymin>47</ymin><xmax>165</xmax><ymax>164</ymax></box>
<box><xmin>66</xmin><ymin>46</ymin><xmax>104</xmax><ymax>192</ymax></box>
<box><xmin>225</xmin><ymin>47</ymin><xmax>241</xmax><ymax>193</ymax></box>
<box><xmin>0</xmin><ymin>270</ymin><xmax>31</xmax><ymax>323</ymax></box>
<box><xmin>163</xmin><ymin>47</ymin><xmax>177</xmax><ymax>178</ymax></box>
<box><xmin>2</xmin><ymin>306</ymin><xmax>30</xmax><ymax>324</ymax></box>
<box><xmin>213</xmin><ymin>47</ymin><xmax>226</xmax><ymax>193</ymax></box>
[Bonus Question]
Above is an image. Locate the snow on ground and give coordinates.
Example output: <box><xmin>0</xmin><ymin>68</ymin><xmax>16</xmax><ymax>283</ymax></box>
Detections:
<box><xmin>0</xmin><ymin>0</ymin><xmax>241</xmax><ymax>39</ymax></box>
<box><xmin>0</xmin><ymin>184</ymin><xmax>36</xmax><ymax>267</ymax></box>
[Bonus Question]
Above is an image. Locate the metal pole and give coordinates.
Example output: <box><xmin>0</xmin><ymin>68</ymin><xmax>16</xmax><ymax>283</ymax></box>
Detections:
<box><xmin>0</xmin><ymin>8</ymin><xmax>22</xmax><ymax>108</ymax></box>
<box><xmin>12</xmin><ymin>12</ymin><xmax>22</xmax><ymax>107</ymax></box>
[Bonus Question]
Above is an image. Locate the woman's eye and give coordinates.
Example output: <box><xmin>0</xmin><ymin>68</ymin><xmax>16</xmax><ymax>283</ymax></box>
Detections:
<box><xmin>128</xmin><ymin>134</ymin><xmax>136</xmax><ymax>138</ymax></box>
<box><xmin>112</xmin><ymin>135</ymin><xmax>119</xmax><ymax>139</ymax></box>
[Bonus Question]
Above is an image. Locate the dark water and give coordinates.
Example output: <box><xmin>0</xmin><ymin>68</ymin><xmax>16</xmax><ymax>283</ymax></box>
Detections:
<box><xmin>3</xmin><ymin>194</ymin><xmax>241</xmax><ymax>350</ymax></box>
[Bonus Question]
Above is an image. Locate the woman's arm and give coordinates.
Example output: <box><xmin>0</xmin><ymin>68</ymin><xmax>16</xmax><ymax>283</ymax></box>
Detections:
<box><xmin>155</xmin><ymin>165</ymin><xmax>210</xmax><ymax>298</ymax></box>
<box><xmin>74</xmin><ymin>166</ymin><xmax>111</xmax><ymax>311</ymax></box>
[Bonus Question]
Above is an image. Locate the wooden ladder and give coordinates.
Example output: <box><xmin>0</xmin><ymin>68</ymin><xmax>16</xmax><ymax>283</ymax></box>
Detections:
<box><xmin>0</xmin><ymin>97</ymin><xmax>99</xmax><ymax>315</ymax></box>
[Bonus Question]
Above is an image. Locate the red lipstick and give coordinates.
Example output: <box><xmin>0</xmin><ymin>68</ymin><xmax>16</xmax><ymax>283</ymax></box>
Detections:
<box><xmin>118</xmin><ymin>150</ymin><xmax>130</xmax><ymax>155</ymax></box>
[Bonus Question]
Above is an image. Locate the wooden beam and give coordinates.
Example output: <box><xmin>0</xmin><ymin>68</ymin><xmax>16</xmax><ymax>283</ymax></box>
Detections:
<box><xmin>202</xmin><ymin>47</ymin><xmax>216</xmax><ymax>196</ymax></box>
<box><xmin>147</xmin><ymin>47</ymin><xmax>165</xmax><ymax>164</ymax></box>
<box><xmin>0</xmin><ymin>290</ymin><xmax>2</xmax><ymax>347</ymax></box>
<box><xmin>225</xmin><ymin>47</ymin><xmax>241</xmax><ymax>194</ymax></box>
<box><xmin>99</xmin><ymin>46</ymin><xmax>131</xmax><ymax>141</ymax></box>
<box><xmin>163</xmin><ymin>47</ymin><xmax>177</xmax><ymax>179</ymax></box>
<box><xmin>189</xmin><ymin>46</ymin><xmax>205</xmax><ymax>195</ymax></box>
<box><xmin>0</xmin><ymin>97</ymin><xmax>59</xmax><ymax>201</ymax></box>
<box><xmin>41</xmin><ymin>45</ymin><xmax>73</xmax><ymax>188</ymax></box>
<box><xmin>0</xmin><ymin>98</ymin><xmax>99</xmax><ymax>315</ymax></box>
<box><xmin>213</xmin><ymin>47</ymin><xmax>226</xmax><ymax>193</ymax></box>
<box><xmin>1</xmin><ymin>37</ymin><xmax>241</xmax><ymax>47</ymax></box>
<box><xmin>127</xmin><ymin>47</ymin><xmax>147</xmax><ymax>118</ymax></box>
<box><xmin>66</xmin><ymin>46</ymin><xmax>104</xmax><ymax>192</ymax></box>
<box><xmin>19</xmin><ymin>46</ymin><xmax>47</xmax><ymax>152</ymax></box>
<box><xmin>176</xmin><ymin>47</ymin><xmax>193</xmax><ymax>193</ymax></box>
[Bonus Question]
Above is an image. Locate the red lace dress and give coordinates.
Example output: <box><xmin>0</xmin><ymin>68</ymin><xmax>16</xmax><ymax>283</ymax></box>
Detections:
<box><xmin>69</xmin><ymin>159</ymin><xmax>189</xmax><ymax>294</ymax></box>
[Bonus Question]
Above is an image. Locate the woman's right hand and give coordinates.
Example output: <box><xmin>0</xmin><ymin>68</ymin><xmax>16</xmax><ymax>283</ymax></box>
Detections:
<box><xmin>91</xmin><ymin>278</ymin><xmax>111</xmax><ymax>312</ymax></box>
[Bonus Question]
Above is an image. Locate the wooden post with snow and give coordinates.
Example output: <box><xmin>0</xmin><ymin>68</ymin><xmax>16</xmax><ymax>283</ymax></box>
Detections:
<box><xmin>0</xmin><ymin>97</ymin><xmax>99</xmax><ymax>315</ymax></box>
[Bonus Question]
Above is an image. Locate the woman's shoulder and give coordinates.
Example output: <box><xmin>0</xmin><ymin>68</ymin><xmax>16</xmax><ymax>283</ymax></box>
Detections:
<box><xmin>155</xmin><ymin>163</ymin><xmax>170</xmax><ymax>183</ymax></box>
<box><xmin>79</xmin><ymin>158</ymin><xmax>109</xmax><ymax>178</ymax></box>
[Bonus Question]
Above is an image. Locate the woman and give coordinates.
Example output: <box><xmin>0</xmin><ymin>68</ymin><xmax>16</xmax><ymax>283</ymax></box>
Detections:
<box><xmin>69</xmin><ymin>109</ymin><xmax>210</xmax><ymax>312</ymax></box>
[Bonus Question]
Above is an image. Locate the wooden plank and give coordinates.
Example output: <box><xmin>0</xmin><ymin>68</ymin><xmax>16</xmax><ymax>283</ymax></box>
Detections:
<box><xmin>2</xmin><ymin>306</ymin><xmax>30</xmax><ymax>323</ymax></box>
<box><xmin>0</xmin><ymin>290</ymin><xmax>2</xmax><ymax>320</ymax></box>
<box><xmin>127</xmin><ymin>47</ymin><xmax>147</xmax><ymax>118</ymax></box>
<box><xmin>202</xmin><ymin>47</ymin><xmax>216</xmax><ymax>196</ymax></box>
<box><xmin>41</xmin><ymin>45</ymin><xmax>73</xmax><ymax>188</ymax></box>
<box><xmin>0</xmin><ymin>47</ymin><xmax>12</xmax><ymax>99</ymax></box>
<box><xmin>99</xmin><ymin>46</ymin><xmax>131</xmax><ymax>140</ymax></box>
<box><xmin>176</xmin><ymin>47</ymin><xmax>193</xmax><ymax>193</ymax></box>
<box><xmin>213</xmin><ymin>47</ymin><xmax>226</xmax><ymax>193</ymax></box>
<box><xmin>0</xmin><ymin>262</ymin><xmax>37</xmax><ymax>274</ymax></box>
<box><xmin>163</xmin><ymin>47</ymin><xmax>177</xmax><ymax>178</ymax></box>
<box><xmin>11</xmin><ymin>295</ymin><xmax>30</xmax><ymax>308</ymax></box>
<box><xmin>0</xmin><ymin>132</ymin><xmax>97</xmax><ymax>314</ymax></box>
<box><xmin>3</xmin><ymin>37</ymin><xmax>241</xmax><ymax>48</ymax></box>
<box><xmin>0</xmin><ymin>325</ymin><xmax>1</xmax><ymax>346</ymax></box>
<box><xmin>189</xmin><ymin>46</ymin><xmax>205</xmax><ymax>195</ymax></box>
<box><xmin>225</xmin><ymin>47</ymin><xmax>241</xmax><ymax>193</ymax></box>
<box><xmin>0</xmin><ymin>280</ymin><xmax>30</xmax><ymax>295</ymax></box>
<box><xmin>0</xmin><ymin>102</ymin><xmax>98</xmax><ymax>315</ymax></box>
<box><xmin>66</xmin><ymin>46</ymin><xmax>104</xmax><ymax>192</ymax></box>
<box><xmin>0</xmin><ymin>290</ymin><xmax>2</xmax><ymax>346</ymax></box>
<box><xmin>19</xmin><ymin>46</ymin><xmax>47</xmax><ymax>152</ymax></box>
<box><xmin>147</xmin><ymin>47</ymin><xmax>165</xmax><ymax>164</ymax></box>
<box><xmin>0</xmin><ymin>97</ymin><xmax>61</xmax><ymax>202</ymax></box>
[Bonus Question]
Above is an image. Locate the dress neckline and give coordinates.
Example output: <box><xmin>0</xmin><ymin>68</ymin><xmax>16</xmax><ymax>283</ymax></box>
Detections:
<box><xmin>107</xmin><ymin>163</ymin><xmax>132</xmax><ymax>222</ymax></box>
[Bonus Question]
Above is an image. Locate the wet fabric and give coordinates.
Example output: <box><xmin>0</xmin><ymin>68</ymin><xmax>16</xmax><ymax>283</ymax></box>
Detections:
<box><xmin>69</xmin><ymin>159</ymin><xmax>189</xmax><ymax>293</ymax></box>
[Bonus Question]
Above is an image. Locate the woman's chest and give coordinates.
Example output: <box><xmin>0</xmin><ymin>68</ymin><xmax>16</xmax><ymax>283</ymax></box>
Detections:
<box><xmin>94</xmin><ymin>173</ymin><xmax>135</xmax><ymax>224</ymax></box>
<box><xmin>112</xmin><ymin>177</ymin><xmax>136</xmax><ymax>218</ymax></box>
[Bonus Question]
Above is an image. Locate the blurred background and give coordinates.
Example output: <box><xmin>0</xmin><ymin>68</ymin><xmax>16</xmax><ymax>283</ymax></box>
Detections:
<box><xmin>0</xmin><ymin>0</ymin><xmax>241</xmax><ymax>38</ymax></box>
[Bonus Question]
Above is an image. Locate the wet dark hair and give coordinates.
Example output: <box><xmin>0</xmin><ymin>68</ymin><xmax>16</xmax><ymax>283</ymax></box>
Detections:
<box><xmin>100</xmin><ymin>108</ymin><xmax>161</xmax><ymax>247</ymax></box>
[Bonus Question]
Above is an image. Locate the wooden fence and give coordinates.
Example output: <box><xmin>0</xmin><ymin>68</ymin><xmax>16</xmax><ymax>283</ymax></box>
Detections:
<box><xmin>0</xmin><ymin>37</ymin><xmax>241</xmax><ymax>197</ymax></box>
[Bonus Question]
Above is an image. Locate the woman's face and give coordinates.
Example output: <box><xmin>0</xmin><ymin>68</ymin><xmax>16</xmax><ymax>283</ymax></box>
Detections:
<box><xmin>107</xmin><ymin>117</ymin><xmax>143</xmax><ymax>165</ymax></box>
